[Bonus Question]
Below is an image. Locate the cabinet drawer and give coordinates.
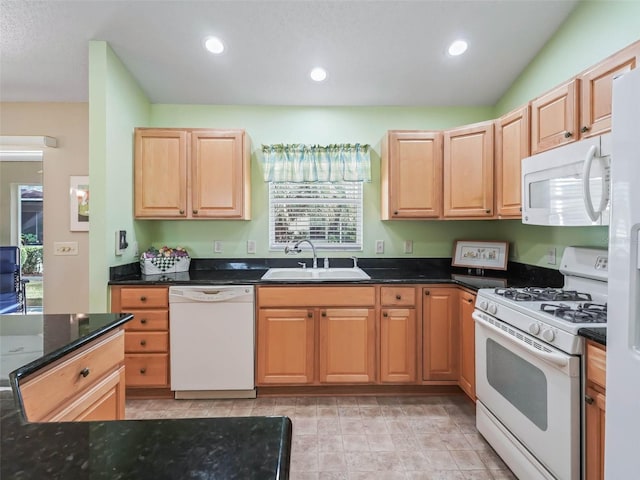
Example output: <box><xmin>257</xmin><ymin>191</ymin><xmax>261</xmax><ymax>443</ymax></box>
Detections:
<box><xmin>381</xmin><ymin>287</ymin><xmax>416</xmax><ymax>306</ymax></box>
<box><xmin>125</xmin><ymin>332</ymin><xmax>169</xmax><ymax>353</ymax></box>
<box><xmin>120</xmin><ymin>287</ymin><xmax>168</xmax><ymax>309</ymax></box>
<box><xmin>125</xmin><ymin>354</ymin><xmax>169</xmax><ymax>387</ymax></box>
<box><xmin>586</xmin><ymin>341</ymin><xmax>606</xmax><ymax>390</ymax></box>
<box><xmin>124</xmin><ymin>311</ymin><xmax>169</xmax><ymax>331</ymax></box>
<box><xmin>21</xmin><ymin>330</ymin><xmax>124</xmax><ymax>422</ymax></box>
<box><xmin>258</xmin><ymin>286</ymin><xmax>375</xmax><ymax>307</ymax></box>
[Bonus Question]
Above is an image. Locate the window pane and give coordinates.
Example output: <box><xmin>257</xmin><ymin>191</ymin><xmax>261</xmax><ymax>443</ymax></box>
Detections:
<box><xmin>269</xmin><ymin>182</ymin><xmax>363</xmax><ymax>250</ymax></box>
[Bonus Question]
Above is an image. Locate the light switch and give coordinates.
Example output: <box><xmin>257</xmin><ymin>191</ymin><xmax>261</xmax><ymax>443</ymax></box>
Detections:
<box><xmin>404</xmin><ymin>240</ymin><xmax>413</xmax><ymax>254</ymax></box>
<box><xmin>54</xmin><ymin>241</ymin><xmax>78</xmax><ymax>256</ymax></box>
<box><xmin>375</xmin><ymin>240</ymin><xmax>384</xmax><ymax>254</ymax></box>
<box><xmin>247</xmin><ymin>240</ymin><xmax>256</xmax><ymax>254</ymax></box>
<box><xmin>214</xmin><ymin>241</ymin><xmax>223</xmax><ymax>253</ymax></box>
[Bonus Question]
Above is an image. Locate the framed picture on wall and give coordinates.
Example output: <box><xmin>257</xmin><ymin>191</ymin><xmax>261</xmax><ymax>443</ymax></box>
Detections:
<box><xmin>452</xmin><ymin>240</ymin><xmax>509</xmax><ymax>270</ymax></box>
<box><xmin>70</xmin><ymin>175</ymin><xmax>89</xmax><ymax>231</ymax></box>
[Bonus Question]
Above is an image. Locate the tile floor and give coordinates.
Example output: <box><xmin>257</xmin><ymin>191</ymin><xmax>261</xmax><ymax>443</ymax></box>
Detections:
<box><xmin>126</xmin><ymin>394</ymin><xmax>517</xmax><ymax>480</ymax></box>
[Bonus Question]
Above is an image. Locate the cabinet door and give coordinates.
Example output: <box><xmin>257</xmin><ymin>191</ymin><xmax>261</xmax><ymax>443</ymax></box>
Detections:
<box><xmin>134</xmin><ymin>129</ymin><xmax>188</xmax><ymax>218</ymax></box>
<box><xmin>459</xmin><ymin>291</ymin><xmax>476</xmax><ymax>400</ymax></box>
<box><xmin>495</xmin><ymin>106</ymin><xmax>530</xmax><ymax>218</ymax></box>
<box><xmin>380</xmin><ymin>308</ymin><xmax>416</xmax><ymax>383</ymax></box>
<box><xmin>443</xmin><ymin>122</ymin><xmax>494</xmax><ymax>218</ymax></box>
<box><xmin>422</xmin><ymin>287</ymin><xmax>459</xmax><ymax>380</ymax></box>
<box><xmin>580</xmin><ymin>41</ymin><xmax>640</xmax><ymax>138</ymax></box>
<box><xmin>257</xmin><ymin>308</ymin><xmax>315</xmax><ymax>385</ymax></box>
<box><xmin>531</xmin><ymin>79</ymin><xmax>579</xmax><ymax>154</ymax></box>
<box><xmin>319</xmin><ymin>308</ymin><xmax>376</xmax><ymax>383</ymax></box>
<box><xmin>381</xmin><ymin>131</ymin><xmax>443</xmax><ymax>219</ymax></box>
<box><xmin>191</xmin><ymin>130</ymin><xmax>250</xmax><ymax>219</ymax></box>
<box><xmin>585</xmin><ymin>386</ymin><xmax>606</xmax><ymax>480</ymax></box>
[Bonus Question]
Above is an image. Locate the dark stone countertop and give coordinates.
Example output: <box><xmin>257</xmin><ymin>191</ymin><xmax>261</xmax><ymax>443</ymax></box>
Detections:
<box><xmin>109</xmin><ymin>257</ymin><xmax>564</xmax><ymax>292</ymax></box>
<box><xmin>579</xmin><ymin>327</ymin><xmax>607</xmax><ymax>346</ymax></box>
<box><xmin>0</xmin><ymin>313</ymin><xmax>292</xmax><ymax>480</ymax></box>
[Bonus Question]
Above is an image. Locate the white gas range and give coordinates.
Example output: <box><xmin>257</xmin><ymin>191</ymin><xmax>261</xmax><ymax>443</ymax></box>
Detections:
<box><xmin>473</xmin><ymin>246</ymin><xmax>607</xmax><ymax>480</ymax></box>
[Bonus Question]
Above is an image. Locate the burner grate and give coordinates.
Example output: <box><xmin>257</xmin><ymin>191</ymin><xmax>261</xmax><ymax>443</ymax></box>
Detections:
<box><xmin>540</xmin><ymin>303</ymin><xmax>607</xmax><ymax>323</ymax></box>
<box><xmin>494</xmin><ymin>287</ymin><xmax>593</xmax><ymax>302</ymax></box>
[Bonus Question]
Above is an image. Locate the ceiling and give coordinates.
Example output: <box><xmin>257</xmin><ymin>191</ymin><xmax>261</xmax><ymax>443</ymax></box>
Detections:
<box><xmin>0</xmin><ymin>0</ymin><xmax>579</xmax><ymax>107</ymax></box>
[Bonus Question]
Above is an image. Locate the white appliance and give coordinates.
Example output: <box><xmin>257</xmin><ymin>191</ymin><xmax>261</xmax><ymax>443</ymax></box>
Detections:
<box><xmin>605</xmin><ymin>66</ymin><xmax>640</xmax><ymax>478</ymax></box>
<box><xmin>474</xmin><ymin>247</ymin><xmax>608</xmax><ymax>480</ymax></box>
<box><xmin>521</xmin><ymin>134</ymin><xmax>611</xmax><ymax>226</ymax></box>
<box><xmin>169</xmin><ymin>285</ymin><xmax>256</xmax><ymax>399</ymax></box>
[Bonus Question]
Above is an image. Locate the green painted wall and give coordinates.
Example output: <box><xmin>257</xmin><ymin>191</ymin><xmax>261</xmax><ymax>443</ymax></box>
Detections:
<box><xmin>89</xmin><ymin>41</ymin><xmax>151</xmax><ymax>311</ymax></box>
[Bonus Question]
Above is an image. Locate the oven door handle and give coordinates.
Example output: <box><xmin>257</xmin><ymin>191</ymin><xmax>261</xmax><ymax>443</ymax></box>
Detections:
<box><xmin>473</xmin><ymin>311</ymin><xmax>570</xmax><ymax>369</ymax></box>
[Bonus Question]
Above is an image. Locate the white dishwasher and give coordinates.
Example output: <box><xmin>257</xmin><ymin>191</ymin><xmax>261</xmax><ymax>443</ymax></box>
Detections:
<box><xmin>169</xmin><ymin>285</ymin><xmax>255</xmax><ymax>399</ymax></box>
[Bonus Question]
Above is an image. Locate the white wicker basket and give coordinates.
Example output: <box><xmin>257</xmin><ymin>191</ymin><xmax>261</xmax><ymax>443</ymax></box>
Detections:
<box><xmin>140</xmin><ymin>256</ymin><xmax>191</xmax><ymax>275</ymax></box>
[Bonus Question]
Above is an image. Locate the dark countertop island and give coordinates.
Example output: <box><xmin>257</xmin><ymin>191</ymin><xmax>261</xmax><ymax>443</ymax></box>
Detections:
<box><xmin>0</xmin><ymin>313</ymin><xmax>292</xmax><ymax>480</ymax></box>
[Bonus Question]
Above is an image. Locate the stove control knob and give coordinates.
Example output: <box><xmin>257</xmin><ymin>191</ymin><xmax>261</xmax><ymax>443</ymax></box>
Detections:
<box><xmin>529</xmin><ymin>323</ymin><xmax>541</xmax><ymax>335</ymax></box>
<box><xmin>488</xmin><ymin>303</ymin><xmax>498</xmax><ymax>315</ymax></box>
<box><xmin>479</xmin><ymin>301</ymin><xmax>488</xmax><ymax>311</ymax></box>
<box><xmin>542</xmin><ymin>329</ymin><xmax>556</xmax><ymax>342</ymax></box>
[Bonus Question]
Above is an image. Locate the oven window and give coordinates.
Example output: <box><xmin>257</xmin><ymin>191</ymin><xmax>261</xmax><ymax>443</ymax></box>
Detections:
<box><xmin>486</xmin><ymin>338</ymin><xmax>548</xmax><ymax>430</ymax></box>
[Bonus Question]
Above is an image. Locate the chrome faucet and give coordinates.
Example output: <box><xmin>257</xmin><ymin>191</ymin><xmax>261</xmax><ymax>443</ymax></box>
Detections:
<box><xmin>285</xmin><ymin>239</ymin><xmax>318</xmax><ymax>269</ymax></box>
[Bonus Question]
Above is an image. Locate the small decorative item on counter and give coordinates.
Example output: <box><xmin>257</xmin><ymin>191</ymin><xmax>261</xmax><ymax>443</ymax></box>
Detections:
<box><xmin>140</xmin><ymin>246</ymin><xmax>191</xmax><ymax>275</ymax></box>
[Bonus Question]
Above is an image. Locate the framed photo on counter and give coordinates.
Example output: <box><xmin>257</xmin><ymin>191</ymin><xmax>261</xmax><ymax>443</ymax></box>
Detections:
<box><xmin>452</xmin><ymin>240</ymin><xmax>509</xmax><ymax>271</ymax></box>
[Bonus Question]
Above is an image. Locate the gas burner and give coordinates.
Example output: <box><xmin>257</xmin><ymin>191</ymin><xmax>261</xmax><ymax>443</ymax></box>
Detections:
<box><xmin>540</xmin><ymin>303</ymin><xmax>607</xmax><ymax>323</ymax></box>
<box><xmin>494</xmin><ymin>287</ymin><xmax>593</xmax><ymax>302</ymax></box>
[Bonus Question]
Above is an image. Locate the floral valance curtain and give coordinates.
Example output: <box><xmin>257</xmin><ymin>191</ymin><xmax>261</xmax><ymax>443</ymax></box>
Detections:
<box><xmin>261</xmin><ymin>143</ymin><xmax>371</xmax><ymax>183</ymax></box>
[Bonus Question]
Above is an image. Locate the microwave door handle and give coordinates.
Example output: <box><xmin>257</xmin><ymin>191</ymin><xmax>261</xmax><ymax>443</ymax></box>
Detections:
<box><xmin>582</xmin><ymin>145</ymin><xmax>609</xmax><ymax>222</ymax></box>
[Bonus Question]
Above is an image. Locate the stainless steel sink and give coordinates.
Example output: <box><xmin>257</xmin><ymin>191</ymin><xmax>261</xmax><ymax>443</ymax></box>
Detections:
<box><xmin>261</xmin><ymin>267</ymin><xmax>370</xmax><ymax>281</ymax></box>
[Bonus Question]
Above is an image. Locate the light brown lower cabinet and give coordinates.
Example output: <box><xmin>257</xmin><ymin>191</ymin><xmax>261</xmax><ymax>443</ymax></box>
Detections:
<box><xmin>422</xmin><ymin>287</ymin><xmax>459</xmax><ymax>381</ymax></box>
<box><xmin>380</xmin><ymin>307</ymin><xmax>417</xmax><ymax>383</ymax></box>
<box><xmin>256</xmin><ymin>308</ymin><xmax>315</xmax><ymax>384</ymax></box>
<box><xmin>458</xmin><ymin>290</ymin><xmax>476</xmax><ymax>401</ymax></box>
<box><xmin>585</xmin><ymin>340</ymin><xmax>607</xmax><ymax>480</ymax></box>
<box><xmin>19</xmin><ymin>329</ymin><xmax>126</xmax><ymax>422</ymax></box>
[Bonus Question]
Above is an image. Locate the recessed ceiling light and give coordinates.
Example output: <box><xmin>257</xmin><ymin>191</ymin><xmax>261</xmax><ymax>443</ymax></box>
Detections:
<box><xmin>310</xmin><ymin>67</ymin><xmax>327</xmax><ymax>82</ymax></box>
<box><xmin>448</xmin><ymin>40</ymin><xmax>468</xmax><ymax>56</ymax></box>
<box><xmin>204</xmin><ymin>36</ymin><xmax>225</xmax><ymax>55</ymax></box>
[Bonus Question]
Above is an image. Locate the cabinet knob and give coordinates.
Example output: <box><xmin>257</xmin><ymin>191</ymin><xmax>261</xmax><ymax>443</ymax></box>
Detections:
<box><xmin>140</xmin><ymin>368</ymin><xmax>147</xmax><ymax>374</ymax></box>
<box><xmin>394</xmin><ymin>211</ymin><xmax>398</xmax><ymax>215</ymax></box>
<box><xmin>321</xmin><ymin>311</ymin><xmax>327</xmax><ymax>317</ymax></box>
<box><xmin>564</xmin><ymin>131</ymin><xmax>573</xmax><ymax>138</ymax></box>
<box><xmin>581</xmin><ymin>126</ymin><xmax>590</xmax><ymax>133</ymax></box>
<box><xmin>307</xmin><ymin>311</ymin><xmax>313</xmax><ymax>318</ymax></box>
<box><xmin>425</xmin><ymin>290</ymin><xmax>430</xmax><ymax>296</ymax></box>
<box><xmin>585</xmin><ymin>395</ymin><xmax>594</xmax><ymax>405</ymax></box>
<box><xmin>140</xmin><ymin>340</ymin><xmax>147</xmax><ymax>346</ymax></box>
<box><xmin>179</xmin><ymin>209</ymin><xmax>185</xmax><ymax>214</ymax></box>
<box><xmin>395</xmin><ymin>294</ymin><xmax>401</xmax><ymax>300</ymax></box>
<box><xmin>486</xmin><ymin>209</ymin><xmax>491</xmax><ymax>214</ymax></box>
<box><xmin>140</xmin><ymin>296</ymin><xmax>147</xmax><ymax>302</ymax></box>
<box><xmin>383</xmin><ymin>312</ymin><xmax>388</xmax><ymax>317</ymax></box>
<box><xmin>193</xmin><ymin>209</ymin><xmax>198</xmax><ymax>214</ymax></box>
<box><xmin>467</xmin><ymin>298</ymin><xmax>473</xmax><ymax>304</ymax></box>
<box><xmin>140</xmin><ymin>318</ymin><xmax>147</xmax><ymax>324</ymax></box>
<box><xmin>80</xmin><ymin>367</ymin><xmax>90</xmax><ymax>378</ymax></box>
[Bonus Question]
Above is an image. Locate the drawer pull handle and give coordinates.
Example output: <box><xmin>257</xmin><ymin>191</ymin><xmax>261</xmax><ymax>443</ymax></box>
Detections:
<box><xmin>395</xmin><ymin>294</ymin><xmax>401</xmax><ymax>300</ymax></box>
<box><xmin>140</xmin><ymin>340</ymin><xmax>147</xmax><ymax>346</ymax></box>
<box><xmin>140</xmin><ymin>368</ymin><xmax>147</xmax><ymax>374</ymax></box>
<box><xmin>80</xmin><ymin>368</ymin><xmax>90</xmax><ymax>378</ymax></box>
<box><xmin>140</xmin><ymin>318</ymin><xmax>147</xmax><ymax>324</ymax></box>
<box><xmin>140</xmin><ymin>296</ymin><xmax>147</xmax><ymax>302</ymax></box>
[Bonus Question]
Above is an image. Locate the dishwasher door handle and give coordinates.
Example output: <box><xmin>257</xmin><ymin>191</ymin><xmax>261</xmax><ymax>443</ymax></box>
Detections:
<box><xmin>170</xmin><ymin>287</ymin><xmax>252</xmax><ymax>303</ymax></box>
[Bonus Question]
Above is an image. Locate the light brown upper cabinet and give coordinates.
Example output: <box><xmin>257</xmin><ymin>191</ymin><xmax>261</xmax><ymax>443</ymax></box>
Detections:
<box><xmin>443</xmin><ymin>121</ymin><xmax>494</xmax><ymax>218</ymax></box>
<box><xmin>531</xmin><ymin>79</ymin><xmax>580</xmax><ymax>154</ymax></box>
<box><xmin>580</xmin><ymin>40</ymin><xmax>640</xmax><ymax>139</ymax></box>
<box><xmin>495</xmin><ymin>105</ymin><xmax>530</xmax><ymax>218</ymax></box>
<box><xmin>134</xmin><ymin>128</ymin><xmax>250</xmax><ymax>219</ymax></box>
<box><xmin>381</xmin><ymin>130</ymin><xmax>443</xmax><ymax>219</ymax></box>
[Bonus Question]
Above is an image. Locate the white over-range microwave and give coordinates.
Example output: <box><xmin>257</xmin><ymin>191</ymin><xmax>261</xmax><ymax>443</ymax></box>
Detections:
<box><xmin>521</xmin><ymin>134</ymin><xmax>611</xmax><ymax>226</ymax></box>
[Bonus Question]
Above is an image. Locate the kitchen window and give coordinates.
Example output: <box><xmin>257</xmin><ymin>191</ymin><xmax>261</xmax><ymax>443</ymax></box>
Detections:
<box><xmin>268</xmin><ymin>181</ymin><xmax>363</xmax><ymax>250</ymax></box>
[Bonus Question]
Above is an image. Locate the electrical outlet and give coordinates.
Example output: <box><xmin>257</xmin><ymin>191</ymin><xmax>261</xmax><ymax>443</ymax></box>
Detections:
<box><xmin>375</xmin><ymin>240</ymin><xmax>384</xmax><ymax>254</ymax></box>
<box><xmin>247</xmin><ymin>240</ymin><xmax>256</xmax><ymax>254</ymax></box>
<box><xmin>54</xmin><ymin>241</ymin><xmax>78</xmax><ymax>256</ymax></box>
<box><xmin>403</xmin><ymin>240</ymin><xmax>413</xmax><ymax>254</ymax></box>
<box><xmin>132</xmin><ymin>242</ymin><xmax>139</xmax><ymax>257</ymax></box>
<box><xmin>547</xmin><ymin>247</ymin><xmax>556</xmax><ymax>265</ymax></box>
<box><xmin>214</xmin><ymin>241</ymin><xmax>223</xmax><ymax>253</ymax></box>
